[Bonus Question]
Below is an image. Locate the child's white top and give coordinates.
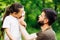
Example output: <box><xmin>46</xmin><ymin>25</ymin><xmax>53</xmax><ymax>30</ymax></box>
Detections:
<box><xmin>2</xmin><ymin>15</ymin><xmax>22</xmax><ymax>40</ymax></box>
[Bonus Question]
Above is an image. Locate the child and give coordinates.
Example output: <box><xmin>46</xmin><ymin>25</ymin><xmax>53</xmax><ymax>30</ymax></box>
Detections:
<box><xmin>2</xmin><ymin>3</ymin><xmax>25</xmax><ymax>40</ymax></box>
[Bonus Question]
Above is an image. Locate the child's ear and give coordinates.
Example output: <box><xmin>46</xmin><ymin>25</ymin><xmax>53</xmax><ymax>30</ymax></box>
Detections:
<box><xmin>14</xmin><ymin>12</ymin><xmax>17</xmax><ymax>14</ymax></box>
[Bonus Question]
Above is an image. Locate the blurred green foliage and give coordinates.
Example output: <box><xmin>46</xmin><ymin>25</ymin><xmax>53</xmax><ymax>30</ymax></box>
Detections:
<box><xmin>0</xmin><ymin>0</ymin><xmax>60</xmax><ymax>40</ymax></box>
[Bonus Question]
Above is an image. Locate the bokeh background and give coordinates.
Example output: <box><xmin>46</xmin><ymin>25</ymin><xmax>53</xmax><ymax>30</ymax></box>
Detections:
<box><xmin>0</xmin><ymin>0</ymin><xmax>60</xmax><ymax>40</ymax></box>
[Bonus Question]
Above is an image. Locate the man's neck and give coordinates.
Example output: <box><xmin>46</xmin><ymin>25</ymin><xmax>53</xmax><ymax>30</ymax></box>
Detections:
<box><xmin>41</xmin><ymin>24</ymin><xmax>51</xmax><ymax>31</ymax></box>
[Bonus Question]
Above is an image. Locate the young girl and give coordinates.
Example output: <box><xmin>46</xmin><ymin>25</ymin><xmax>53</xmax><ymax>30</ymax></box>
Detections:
<box><xmin>2</xmin><ymin>3</ymin><xmax>25</xmax><ymax>40</ymax></box>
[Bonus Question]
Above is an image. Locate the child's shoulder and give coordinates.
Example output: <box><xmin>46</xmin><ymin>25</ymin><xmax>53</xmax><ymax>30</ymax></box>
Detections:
<box><xmin>5</xmin><ymin>15</ymin><xmax>10</xmax><ymax>19</ymax></box>
<box><xmin>4</xmin><ymin>15</ymin><xmax>11</xmax><ymax>20</ymax></box>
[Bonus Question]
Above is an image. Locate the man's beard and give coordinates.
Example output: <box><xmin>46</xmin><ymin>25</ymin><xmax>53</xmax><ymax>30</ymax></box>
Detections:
<box><xmin>38</xmin><ymin>21</ymin><xmax>44</xmax><ymax>26</ymax></box>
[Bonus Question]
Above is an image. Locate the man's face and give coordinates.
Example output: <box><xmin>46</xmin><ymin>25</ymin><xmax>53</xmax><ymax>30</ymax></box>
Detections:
<box><xmin>16</xmin><ymin>8</ymin><xmax>25</xmax><ymax>19</ymax></box>
<box><xmin>38</xmin><ymin>12</ymin><xmax>48</xmax><ymax>26</ymax></box>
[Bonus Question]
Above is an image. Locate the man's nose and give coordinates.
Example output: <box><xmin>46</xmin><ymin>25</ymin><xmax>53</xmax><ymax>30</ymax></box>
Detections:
<box><xmin>39</xmin><ymin>15</ymin><xmax>40</xmax><ymax>18</ymax></box>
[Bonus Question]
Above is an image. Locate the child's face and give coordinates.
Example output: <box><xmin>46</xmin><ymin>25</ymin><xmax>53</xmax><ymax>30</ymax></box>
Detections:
<box><xmin>16</xmin><ymin>8</ymin><xmax>25</xmax><ymax>19</ymax></box>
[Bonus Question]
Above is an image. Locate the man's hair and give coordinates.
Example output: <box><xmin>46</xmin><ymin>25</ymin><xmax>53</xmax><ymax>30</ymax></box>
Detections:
<box><xmin>42</xmin><ymin>8</ymin><xmax>57</xmax><ymax>25</ymax></box>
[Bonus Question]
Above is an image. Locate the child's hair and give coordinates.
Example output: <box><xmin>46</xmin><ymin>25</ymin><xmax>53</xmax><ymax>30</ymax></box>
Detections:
<box><xmin>3</xmin><ymin>3</ymin><xmax>23</xmax><ymax>22</ymax></box>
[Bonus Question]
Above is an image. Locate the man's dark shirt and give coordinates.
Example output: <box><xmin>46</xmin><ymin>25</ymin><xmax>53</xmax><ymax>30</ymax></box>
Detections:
<box><xmin>36</xmin><ymin>27</ymin><xmax>56</xmax><ymax>40</ymax></box>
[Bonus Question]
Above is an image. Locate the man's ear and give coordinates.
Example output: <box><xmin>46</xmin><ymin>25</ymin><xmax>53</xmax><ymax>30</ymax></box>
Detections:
<box><xmin>44</xmin><ymin>18</ymin><xmax>49</xmax><ymax>24</ymax></box>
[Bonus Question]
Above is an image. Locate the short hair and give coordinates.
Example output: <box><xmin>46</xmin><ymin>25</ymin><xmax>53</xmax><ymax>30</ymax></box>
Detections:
<box><xmin>42</xmin><ymin>8</ymin><xmax>57</xmax><ymax>25</ymax></box>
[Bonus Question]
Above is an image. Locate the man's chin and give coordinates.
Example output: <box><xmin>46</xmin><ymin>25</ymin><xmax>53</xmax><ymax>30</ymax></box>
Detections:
<box><xmin>38</xmin><ymin>20</ymin><xmax>40</xmax><ymax>22</ymax></box>
<box><xmin>37</xmin><ymin>21</ymin><xmax>44</xmax><ymax>26</ymax></box>
<box><xmin>38</xmin><ymin>20</ymin><xmax>42</xmax><ymax>23</ymax></box>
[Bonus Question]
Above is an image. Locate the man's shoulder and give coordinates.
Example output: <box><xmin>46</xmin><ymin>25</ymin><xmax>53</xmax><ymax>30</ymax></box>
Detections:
<box><xmin>44</xmin><ymin>28</ymin><xmax>56</xmax><ymax>35</ymax></box>
<box><xmin>36</xmin><ymin>28</ymin><xmax>56</xmax><ymax>40</ymax></box>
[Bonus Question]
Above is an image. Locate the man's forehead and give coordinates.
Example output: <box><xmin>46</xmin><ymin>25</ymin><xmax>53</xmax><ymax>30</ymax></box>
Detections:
<box><xmin>41</xmin><ymin>12</ymin><xmax>45</xmax><ymax>16</ymax></box>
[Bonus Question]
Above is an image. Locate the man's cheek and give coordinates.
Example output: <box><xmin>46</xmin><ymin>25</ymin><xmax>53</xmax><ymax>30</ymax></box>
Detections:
<box><xmin>40</xmin><ymin>18</ymin><xmax>42</xmax><ymax>20</ymax></box>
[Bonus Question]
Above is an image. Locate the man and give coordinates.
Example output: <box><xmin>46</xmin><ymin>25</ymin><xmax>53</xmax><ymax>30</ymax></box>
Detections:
<box><xmin>19</xmin><ymin>8</ymin><xmax>57</xmax><ymax>40</ymax></box>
